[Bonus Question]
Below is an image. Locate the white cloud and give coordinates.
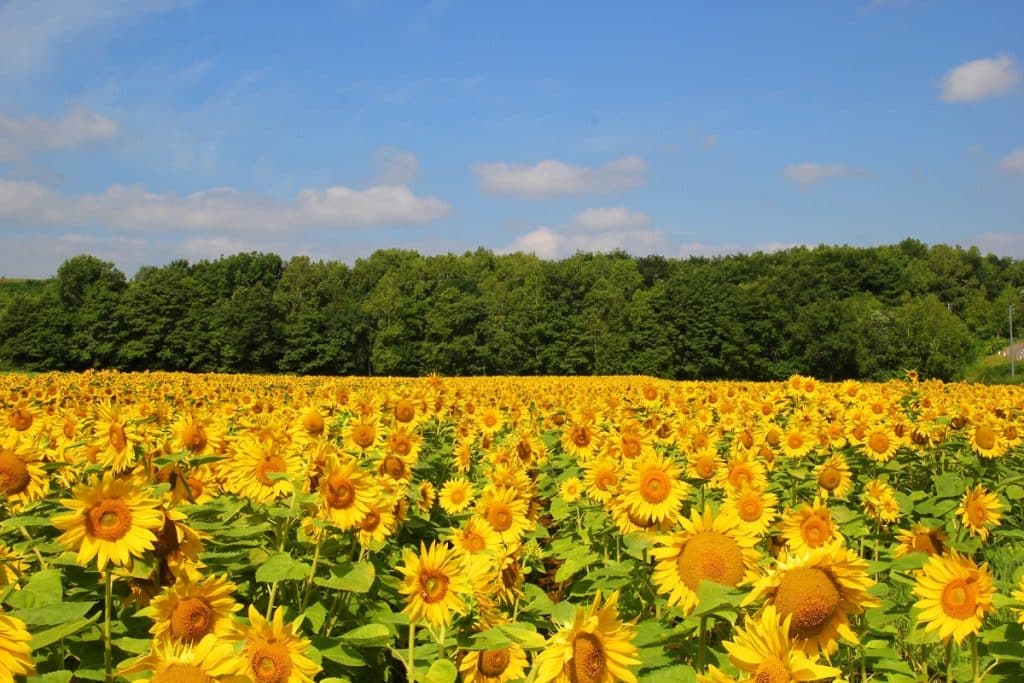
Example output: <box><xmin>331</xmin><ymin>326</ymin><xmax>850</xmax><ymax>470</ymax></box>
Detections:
<box><xmin>999</xmin><ymin>149</ymin><xmax>1024</xmax><ymax>174</ymax></box>
<box><xmin>501</xmin><ymin>205</ymin><xmax>660</xmax><ymax>259</ymax></box>
<box><xmin>0</xmin><ymin>180</ymin><xmax>452</xmax><ymax>231</ymax></box>
<box><xmin>0</xmin><ymin>0</ymin><xmax>187</xmax><ymax>76</ymax></box>
<box><xmin>371</xmin><ymin>146</ymin><xmax>420</xmax><ymax>185</ymax></box>
<box><xmin>784</xmin><ymin>162</ymin><xmax>858</xmax><ymax>189</ymax></box>
<box><xmin>939</xmin><ymin>55</ymin><xmax>1021</xmax><ymax>103</ymax></box>
<box><xmin>0</xmin><ymin>107</ymin><xmax>119</xmax><ymax>161</ymax></box>
<box><xmin>474</xmin><ymin>156</ymin><xmax>647</xmax><ymax>198</ymax></box>
<box><xmin>572</xmin><ymin>207</ymin><xmax>652</xmax><ymax>232</ymax></box>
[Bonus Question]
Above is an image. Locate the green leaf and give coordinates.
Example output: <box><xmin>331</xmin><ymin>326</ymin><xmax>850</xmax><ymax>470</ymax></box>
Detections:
<box><xmin>30</xmin><ymin>616</ymin><xmax>97</xmax><ymax>649</ymax></box>
<box><xmin>459</xmin><ymin>626</ymin><xmax>513</xmax><ymax>651</ymax></box>
<box><xmin>554</xmin><ymin>552</ymin><xmax>599</xmax><ymax>583</ymax></box>
<box><xmin>13</xmin><ymin>601</ymin><xmax>94</xmax><ymax>626</ymax></box>
<box><xmin>0</xmin><ymin>515</ymin><xmax>52</xmax><ymax>529</ymax></box>
<box><xmin>5</xmin><ymin>569</ymin><xmax>63</xmax><ymax>608</ymax></box>
<box><xmin>691</xmin><ymin>581</ymin><xmax>743</xmax><ymax>619</ymax></box>
<box><xmin>255</xmin><ymin>552</ymin><xmax>310</xmax><ymax>583</ymax></box>
<box><xmin>933</xmin><ymin>472</ymin><xmax>962</xmax><ymax>498</ymax></box>
<box><xmin>424</xmin><ymin>660</ymin><xmax>457</xmax><ymax>683</ymax></box>
<box><xmin>622</xmin><ymin>533</ymin><xmax>652</xmax><ymax>559</ymax></box>
<box><xmin>315</xmin><ymin>561</ymin><xmax>375</xmax><ymax>593</ymax></box>
<box><xmin>640</xmin><ymin>665</ymin><xmax>697</xmax><ymax>683</ymax></box>
<box><xmin>113</xmin><ymin>637</ymin><xmax>153</xmax><ymax>655</ymax></box>
<box><xmin>338</xmin><ymin>623</ymin><xmax>391</xmax><ymax>647</ymax></box>
<box><xmin>27</xmin><ymin>673</ymin><xmax>75</xmax><ymax>683</ymax></box>
<box><xmin>497</xmin><ymin>622</ymin><xmax>547</xmax><ymax>650</ymax></box>
<box><xmin>312</xmin><ymin>635</ymin><xmax>367</xmax><ymax>667</ymax></box>
<box><xmin>303</xmin><ymin>601</ymin><xmax>327</xmax><ymax>633</ymax></box>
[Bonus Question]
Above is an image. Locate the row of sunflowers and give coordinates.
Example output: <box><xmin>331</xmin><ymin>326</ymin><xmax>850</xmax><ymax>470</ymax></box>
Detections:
<box><xmin>0</xmin><ymin>370</ymin><xmax>1023</xmax><ymax>682</ymax></box>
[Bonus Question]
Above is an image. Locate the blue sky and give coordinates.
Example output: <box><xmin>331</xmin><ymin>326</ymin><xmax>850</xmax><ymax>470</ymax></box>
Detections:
<box><xmin>0</xmin><ymin>0</ymin><xmax>1022</xmax><ymax>277</ymax></box>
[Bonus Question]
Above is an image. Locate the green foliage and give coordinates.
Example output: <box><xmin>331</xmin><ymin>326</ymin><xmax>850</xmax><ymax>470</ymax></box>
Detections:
<box><xmin>1</xmin><ymin>241</ymin><xmax>1021</xmax><ymax>379</ymax></box>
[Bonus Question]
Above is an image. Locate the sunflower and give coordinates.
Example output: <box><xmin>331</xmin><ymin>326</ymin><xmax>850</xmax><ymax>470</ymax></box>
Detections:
<box><xmin>720</xmin><ymin>485</ymin><xmax>778</xmax><ymax>537</ymax></box>
<box><xmin>968</xmin><ymin>419</ymin><xmax>1007</xmax><ymax>458</ymax></box>
<box><xmin>52</xmin><ymin>472</ymin><xmax>164</xmax><ymax>570</ymax></box>
<box><xmin>147</xmin><ymin>574</ymin><xmax>241</xmax><ymax>644</ymax></box>
<box><xmin>356</xmin><ymin>500</ymin><xmax>397</xmax><ymax>550</ymax></box>
<box><xmin>0</xmin><ymin>610</ymin><xmax>35</xmax><ymax>682</ymax></box>
<box><xmin>714</xmin><ymin>453</ymin><xmax>767</xmax><ymax>495</ymax></box>
<box><xmin>744</xmin><ymin>541</ymin><xmax>879</xmax><ymax>656</ymax></box>
<box><xmin>92</xmin><ymin>402</ymin><xmax>140</xmax><ymax>473</ymax></box>
<box><xmin>152</xmin><ymin>507</ymin><xmax>208</xmax><ymax>583</ymax></box>
<box><xmin>614</xmin><ymin>422</ymin><xmax>655</xmax><ymax>461</ymax></box>
<box><xmin>0</xmin><ymin>433</ymin><xmax>49</xmax><ymax>508</ymax></box>
<box><xmin>894</xmin><ymin>524</ymin><xmax>948</xmax><ymax>559</ymax></box>
<box><xmin>237</xmin><ymin>605</ymin><xmax>321</xmax><ymax>683</ymax></box>
<box><xmin>686</xmin><ymin>446</ymin><xmax>723</xmax><ymax>483</ymax></box>
<box><xmin>222</xmin><ymin>437</ymin><xmax>303</xmax><ymax>504</ymax></box>
<box><xmin>450</xmin><ymin>519</ymin><xmax>500</xmax><ymax>561</ymax></box>
<box><xmin>858</xmin><ymin>421</ymin><xmax>900</xmax><ymax>462</ymax></box>
<box><xmin>389</xmin><ymin>392</ymin><xmax>427</xmax><ymax>428</ymax></box>
<box><xmin>170</xmin><ymin>411</ymin><xmax>216</xmax><ymax>456</ymax></box>
<box><xmin>650</xmin><ymin>507</ymin><xmax>761</xmax><ymax>616</ymax></box>
<box><xmin>475</xmin><ymin>486</ymin><xmax>532</xmax><ymax>544</ymax></box>
<box><xmin>813</xmin><ymin>453</ymin><xmax>852</xmax><ymax>500</ymax></box>
<box><xmin>342</xmin><ymin>413</ymin><xmax>384</xmax><ymax>453</ymax></box>
<box><xmin>460</xmin><ymin>644</ymin><xmax>529</xmax><ymax>683</ymax></box>
<box><xmin>385</xmin><ymin>426</ymin><xmax>423</xmax><ymax>462</ymax></box>
<box><xmin>620</xmin><ymin>455</ymin><xmax>687</xmax><ymax>526</ymax></box>
<box><xmin>5</xmin><ymin>401</ymin><xmax>40</xmax><ymax>436</ymax></box>
<box><xmin>779</xmin><ymin>425</ymin><xmax>815</xmax><ymax>459</ymax></box>
<box><xmin>439</xmin><ymin>477</ymin><xmax>475</xmax><ymax>514</ymax></box>
<box><xmin>957</xmin><ymin>484</ymin><xmax>1003</xmax><ymax>541</ymax></box>
<box><xmin>318</xmin><ymin>454</ymin><xmax>378</xmax><ymax>531</ymax></box>
<box><xmin>561</xmin><ymin>420</ymin><xmax>599</xmax><ymax>460</ymax></box>
<box><xmin>1011</xmin><ymin>573</ymin><xmax>1024</xmax><ymax>624</ymax></box>
<box><xmin>583</xmin><ymin>457</ymin><xmax>621</xmax><ymax>503</ymax></box>
<box><xmin>780</xmin><ymin>499</ymin><xmax>842</xmax><ymax>554</ymax></box>
<box><xmin>913</xmin><ymin>551</ymin><xmax>994</xmax><ymax>644</ymax></box>
<box><xmin>532</xmin><ymin>590</ymin><xmax>639</xmax><ymax>683</ymax></box>
<box><xmin>477</xmin><ymin>406</ymin><xmax>506</xmax><ymax>436</ymax></box>
<box><xmin>560</xmin><ymin>477</ymin><xmax>583</xmax><ymax>503</ymax></box>
<box><xmin>120</xmin><ymin>634</ymin><xmax>244</xmax><ymax>682</ymax></box>
<box><xmin>722</xmin><ymin>604</ymin><xmax>840</xmax><ymax>683</ymax></box>
<box><xmin>417</xmin><ymin>481</ymin><xmax>437</xmax><ymax>513</ymax></box>
<box><xmin>507</xmin><ymin>428</ymin><xmax>547</xmax><ymax>467</ymax></box>
<box><xmin>397</xmin><ymin>542</ymin><xmax>473</xmax><ymax>628</ymax></box>
<box><xmin>0</xmin><ymin>543</ymin><xmax>26</xmax><ymax>586</ymax></box>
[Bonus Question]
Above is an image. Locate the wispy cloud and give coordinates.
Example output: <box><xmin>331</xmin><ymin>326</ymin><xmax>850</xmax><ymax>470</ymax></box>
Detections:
<box><xmin>0</xmin><ymin>180</ymin><xmax>452</xmax><ymax>232</ymax></box>
<box><xmin>502</xmin><ymin>206</ymin><xmax>660</xmax><ymax>258</ymax></box>
<box><xmin>0</xmin><ymin>0</ymin><xmax>189</xmax><ymax>76</ymax></box>
<box><xmin>939</xmin><ymin>55</ymin><xmax>1021</xmax><ymax>103</ymax></box>
<box><xmin>0</xmin><ymin>107</ymin><xmax>119</xmax><ymax>161</ymax></box>
<box><xmin>784</xmin><ymin>162</ymin><xmax>866</xmax><ymax>189</ymax></box>
<box><xmin>571</xmin><ymin>207</ymin><xmax>652</xmax><ymax>232</ymax></box>
<box><xmin>371</xmin><ymin>146</ymin><xmax>421</xmax><ymax>185</ymax></box>
<box><xmin>999</xmin><ymin>149</ymin><xmax>1024</xmax><ymax>174</ymax></box>
<box><xmin>474</xmin><ymin>157</ymin><xmax>647</xmax><ymax>198</ymax></box>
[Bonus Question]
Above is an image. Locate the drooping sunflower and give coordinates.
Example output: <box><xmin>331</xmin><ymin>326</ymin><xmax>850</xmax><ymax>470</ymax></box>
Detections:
<box><xmin>151</xmin><ymin>507</ymin><xmax>208</xmax><ymax>583</ymax></box>
<box><xmin>813</xmin><ymin>453</ymin><xmax>852</xmax><ymax>500</ymax></box>
<box><xmin>913</xmin><ymin>551</ymin><xmax>994</xmax><ymax>644</ymax></box>
<box><xmin>474</xmin><ymin>486</ymin><xmax>532</xmax><ymax>544</ymax></box>
<box><xmin>957</xmin><ymin>484</ymin><xmax>1003</xmax><ymax>541</ymax></box>
<box><xmin>722</xmin><ymin>604</ymin><xmax>840</xmax><ymax>683</ymax></box>
<box><xmin>720</xmin><ymin>485</ymin><xmax>778</xmax><ymax>537</ymax></box>
<box><xmin>52</xmin><ymin>472</ymin><xmax>164</xmax><ymax>570</ymax></box>
<box><xmin>318</xmin><ymin>454</ymin><xmax>378</xmax><ymax>531</ymax></box>
<box><xmin>743</xmin><ymin>541</ymin><xmax>879</xmax><ymax>656</ymax></box>
<box><xmin>0</xmin><ymin>433</ymin><xmax>49</xmax><ymax>508</ymax></box>
<box><xmin>620</xmin><ymin>455</ymin><xmax>687</xmax><ymax>526</ymax></box>
<box><xmin>416</xmin><ymin>481</ymin><xmax>437</xmax><ymax>513</ymax></box>
<box><xmin>237</xmin><ymin>605</ymin><xmax>321</xmax><ymax>683</ymax></box>
<box><xmin>397</xmin><ymin>542</ymin><xmax>473</xmax><ymax>628</ymax></box>
<box><xmin>460</xmin><ymin>644</ymin><xmax>529</xmax><ymax>683</ymax></box>
<box><xmin>532</xmin><ymin>590</ymin><xmax>639</xmax><ymax>683</ymax></box>
<box><xmin>780</xmin><ymin>499</ymin><xmax>842</xmax><ymax>554</ymax></box>
<box><xmin>439</xmin><ymin>477</ymin><xmax>476</xmax><ymax>514</ymax></box>
<box><xmin>222</xmin><ymin>437</ymin><xmax>303</xmax><ymax>504</ymax></box>
<box><xmin>147</xmin><ymin>574</ymin><xmax>241</xmax><ymax>645</ymax></box>
<box><xmin>893</xmin><ymin>524</ymin><xmax>948</xmax><ymax>559</ymax></box>
<box><xmin>650</xmin><ymin>507</ymin><xmax>761</xmax><ymax>616</ymax></box>
<box><xmin>0</xmin><ymin>610</ymin><xmax>35</xmax><ymax>682</ymax></box>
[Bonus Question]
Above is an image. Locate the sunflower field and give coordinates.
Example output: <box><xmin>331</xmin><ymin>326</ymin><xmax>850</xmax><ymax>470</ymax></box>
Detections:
<box><xmin>1</xmin><ymin>371</ymin><xmax>1024</xmax><ymax>683</ymax></box>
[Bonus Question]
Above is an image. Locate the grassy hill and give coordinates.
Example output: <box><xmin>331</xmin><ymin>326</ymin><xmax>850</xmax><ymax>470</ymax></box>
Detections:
<box><xmin>963</xmin><ymin>342</ymin><xmax>1024</xmax><ymax>384</ymax></box>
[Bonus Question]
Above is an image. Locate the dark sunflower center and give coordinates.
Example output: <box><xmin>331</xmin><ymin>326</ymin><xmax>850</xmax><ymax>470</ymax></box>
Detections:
<box><xmin>676</xmin><ymin>531</ymin><xmax>745</xmax><ymax>590</ymax></box>
<box><xmin>170</xmin><ymin>597</ymin><xmax>213</xmax><ymax>643</ymax></box>
<box><xmin>571</xmin><ymin>633</ymin><xmax>607</xmax><ymax>683</ymax></box>
<box><xmin>352</xmin><ymin>424</ymin><xmax>376</xmax><ymax>449</ymax></box>
<box><xmin>754</xmin><ymin>657</ymin><xmax>790</xmax><ymax>683</ymax></box>
<box><xmin>382</xmin><ymin>455</ymin><xmax>406</xmax><ymax>479</ymax></box>
<box><xmin>87</xmin><ymin>500</ymin><xmax>133</xmax><ymax>541</ymax></box>
<box><xmin>325</xmin><ymin>474</ymin><xmax>356</xmax><ymax>509</ymax></box>
<box><xmin>478</xmin><ymin>648</ymin><xmax>510</xmax><ymax>676</ymax></box>
<box><xmin>941</xmin><ymin>578</ymin><xmax>979</xmax><ymax>620</ymax></box>
<box><xmin>818</xmin><ymin>466</ymin><xmax>842</xmax><ymax>491</ymax></box>
<box><xmin>487</xmin><ymin>503</ymin><xmax>513</xmax><ymax>532</ymax></box>
<box><xmin>250</xmin><ymin>641</ymin><xmax>293</xmax><ymax>683</ymax></box>
<box><xmin>775</xmin><ymin>567</ymin><xmax>841</xmax><ymax>637</ymax></box>
<box><xmin>395</xmin><ymin>400</ymin><xmax>415</xmax><ymax>423</ymax></box>
<box><xmin>640</xmin><ymin>470</ymin><xmax>670</xmax><ymax>504</ymax></box>
<box><xmin>0</xmin><ymin>450</ymin><xmax>30</xmax><ymax>495</ymax></box>
<box><xmin>256</xmin><ymin>455</ymin><xmax>287</xmax><ymax>487</ymax></box>
<box><xmin>418</xmin><ymin>569</ymin><xmax>450</xmax><ymax>603</ymax></box>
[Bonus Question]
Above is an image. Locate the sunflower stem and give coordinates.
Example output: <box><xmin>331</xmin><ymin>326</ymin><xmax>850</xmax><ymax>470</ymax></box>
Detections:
<box><xmin>970</xmin><ymin>633</ymin><xmax>980</xmax><ymax>683</ymax></box>
<box><xmin>299</xmin><ymin>537</ymin><xmax>323</xmax><ymax>613</ymax></box>
<box><xmin>437</xmin><ymin>624</ymin><xmax>446</xmax><ymax>659</ymax></box>
<box><xmin>697</xmin><ymin>615</ymin><xmax>708</xmax><ymax>672</ymax></box>
<box><xmin>103</xmin><ymin>567</ymin><xmax>113</xmax><ymax>683</ymax></box>
<box><xmin>19</xmin><ymin>526</ymin><xmax>47</xmax><ymax>569</ymax></box>
<box><xmin>945</xmin><ymin>640</ymin><xmax>954</xmax><ymax>683</ymax></box>
<box><xmin>407</xmin><ymin>621</ymin><xmax>416</xmax><ymax>678</ymax></box>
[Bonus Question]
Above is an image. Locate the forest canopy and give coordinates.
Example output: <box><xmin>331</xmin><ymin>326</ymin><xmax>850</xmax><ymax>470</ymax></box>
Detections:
<box><xmin>1</xmin><ymin>239</ymin><xmax>1021</xmax><ymax>381</ymax></box>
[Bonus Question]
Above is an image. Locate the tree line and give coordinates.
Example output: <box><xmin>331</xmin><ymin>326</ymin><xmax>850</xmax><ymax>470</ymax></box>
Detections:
<box><xmin>1</xmin><ymin>239</ymin><xmax>1021</xmax><ymax>380</ymax></box>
